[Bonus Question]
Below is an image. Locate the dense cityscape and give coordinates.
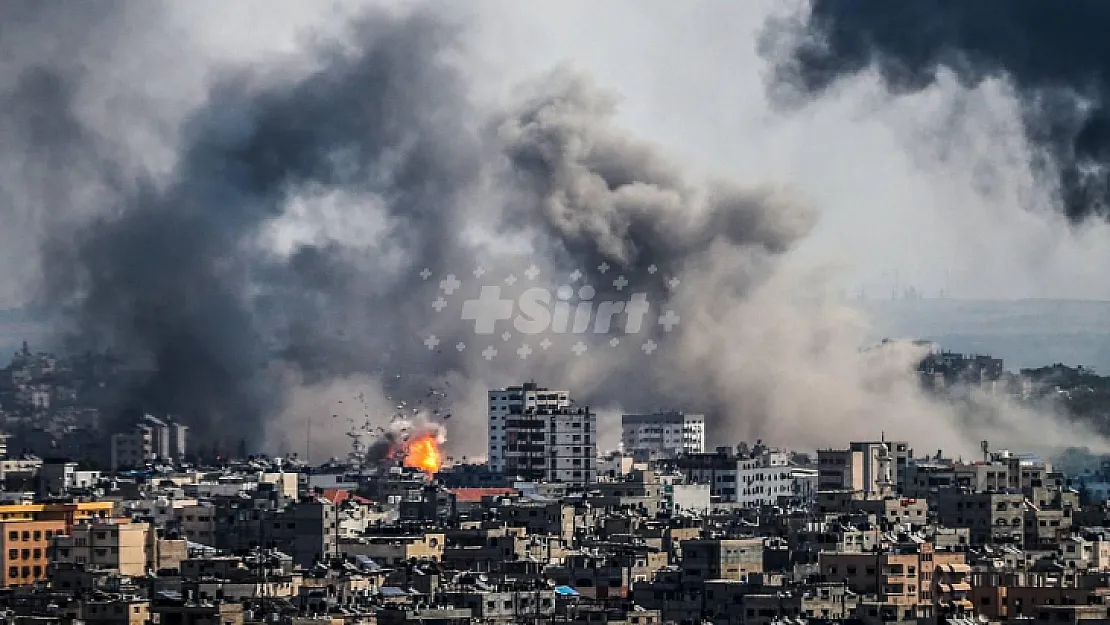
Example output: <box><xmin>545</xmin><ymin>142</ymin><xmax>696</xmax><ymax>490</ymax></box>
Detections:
<box><xmin>0</xmin><ymin>342</ymin><xmax>1103</xmax><ymax>624</ymax></box>
<box><xmin>8</xmin><ymin>1</ymin><xmax>1110</xmax><ymax>624</ymax></box>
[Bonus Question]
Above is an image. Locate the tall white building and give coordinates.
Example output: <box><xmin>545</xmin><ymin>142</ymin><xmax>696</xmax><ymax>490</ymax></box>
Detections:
<box><xmin>621</xmin><ymin>411</ymin><xmax>705</xmax><ymax>459</ymax></box>
<box><xmin>488</xmin><ymin>382</ymin><xmax>596</xmax><ymax>486</ymax></box>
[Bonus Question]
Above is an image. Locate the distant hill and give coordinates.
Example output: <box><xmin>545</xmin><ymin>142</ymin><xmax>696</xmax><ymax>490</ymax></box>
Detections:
<box><xmin>863</xmin><ymin>299</ymin><xmax>1110</xmax><ymax>373</ymax></box>
<box><xmin>0</xmin><ymin>309</ymin><xmax>51</xmax><ymax>357</ymax></box>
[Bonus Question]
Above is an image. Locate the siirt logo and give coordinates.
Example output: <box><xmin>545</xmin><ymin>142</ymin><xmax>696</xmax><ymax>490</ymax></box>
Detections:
<box><xmin>460</xmin><ymin>284</ymin><xmax>651</xmax><ymax>335</ymax></box>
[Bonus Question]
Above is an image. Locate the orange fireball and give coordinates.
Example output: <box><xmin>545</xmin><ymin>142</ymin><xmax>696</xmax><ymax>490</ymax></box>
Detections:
<box><xmin>402</xmin><ymin>431</ymin><xmax>442</xmax><ymax>475</ymax></box>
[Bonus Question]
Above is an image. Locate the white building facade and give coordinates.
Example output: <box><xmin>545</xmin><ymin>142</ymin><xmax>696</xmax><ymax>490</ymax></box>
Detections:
<box><xmin>488</xmin><ymin>382</ymin><xmax>596</xmax><ymax>486</ymax></box>
<box><xmin>620</xmin><ymin>411</ymin><xmax>705</xmax><ymax>459</ymax></box>
<box><xmin>676</xmin><ymin>447</ymin><xmax>803</xmax><ymax>506</ymax></box>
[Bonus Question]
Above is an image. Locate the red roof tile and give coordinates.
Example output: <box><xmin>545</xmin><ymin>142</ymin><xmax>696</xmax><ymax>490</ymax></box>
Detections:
<box><xmin>320</xmin><ymin>488</ymin><xmax>353</xmax><ymax>504</ymax></box>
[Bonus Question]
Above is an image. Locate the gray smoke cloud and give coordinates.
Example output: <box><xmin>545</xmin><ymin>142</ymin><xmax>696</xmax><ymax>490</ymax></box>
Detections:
<box><xmin>0</xmin><ymin>0</ymin><xmax>1104</xmax><ymax>462</ymax></box>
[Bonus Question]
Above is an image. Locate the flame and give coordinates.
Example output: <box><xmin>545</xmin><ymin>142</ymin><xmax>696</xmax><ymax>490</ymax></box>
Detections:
<box><xmin>402</xmin><ymin>431</ymin><xmax>442</xmax><ymax>476</ymax></box>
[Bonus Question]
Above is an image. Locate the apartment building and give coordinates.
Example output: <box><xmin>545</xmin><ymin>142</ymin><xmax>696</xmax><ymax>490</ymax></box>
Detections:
<box><xmin>209</xmin><ymin>499</ymin><xmax>338</xmax><ymax>568</ymax></box>
<box><xmin>933</xmin><ymin>561</ymin><xmax>974</xmax><ymax>619</ymax></box>
<box><xmin>174</xmin><ymin>503</ymin><xmax>217</xmax><ymax>545</ymax></box>
<box><xmin>0</xmin><ymin>520</ymin><xmax>63</xmax><ymax>587</ymax></box>
<box><xmin>680</xmin><ymin>538</ymin><xmax>764</xmax><ymax>581</ymax></box>
<box><xmin>38</xmin><ymin>460</ymin><xmax>102</xmax><ymax>497</ymax></box>
<box><xmin>935</xmin><ymin>492</ymin><xmax>1025</xmax><ymax>546</ymax></box>
<box><xmin>51</xmin><ymin>519</ymin><xmax>150</xmax><ymax>577</ymax></box>
<box><xmin>0</xmin><ymin>502</ymin><xmax>113</xmax><ymax>529</ymax></box>
<box><xmin>488</xmin><ymin>383</ymin><xmax>596</xmax><ymax>486</ymax></box>
<box><xmin>341</xmin><ymin>533</ymin><xmax>445</xmax><ymax>566</ymax></box>
<box><xmin>1060</xmin><ymin>532</ymin><xmax>1110</xmax><ymax>570</ymax></box>
<box><xmin>488</xmin><ymin>383</ymin><xmax>569</xmax><ymax>474</ymax></box>
<box><xmin>620</xmin><ymin>411</ymin><xmax>705</xmax><ymax>459</ymax></box>
<box><xmin>817</xmin><ymin>441</ymin><xmax>910</xmax><ymax>499</ymax></box>
<box><xmin>81</xmin><ymin>598</ymin><xmax>150</xmax><ymax>625</ymax></box>
<box><xmin>110</xmin><ymin>415</ymin><xmax>189</xmax><ymax>470</ymax></box>
<box><xmin>817</xmin><ymin>494</ymin><xmax>929</xmax><ymax>528</ymax></box>
<box><xmin>673</xmin><ymin>446</ymin><xmax>802</xmax><ymax>506</ymax></box>
<box><xmin>820</xmin><ymin>541</ymin><xmax>966</xmax><ymax>619</ymax></box>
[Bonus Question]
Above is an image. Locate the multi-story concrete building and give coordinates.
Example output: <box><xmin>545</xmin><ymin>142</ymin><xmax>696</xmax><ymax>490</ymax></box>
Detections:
<box><xmin>1060</xmin><ymin>531</ymin><xmax>1110</xmax><ymax>571</ymax></box>
<box><xmin>488</xmin><ymin>383</ymin><xmax>570</xmax><ymax>475</ymax></box>
<box><xmin>110</xmin><ymin>415</ymin><xmax>189</xmax><ymax>470</ymax></box>
<box><xmin>620</xmin><ymin>411</ymin><xmax>704</xmax><ymax>459</ymax></box>
<box><xmin>935</xmin><ymin>491</ymin><xmax>1025</xmax><ymax>546</ymax></box>
<box><xmin>110</xmin><ymin>427</ymin><xmax>153</xmax><ymax>471</ymax></box>
<box><xmin>0</xmin><ymin>520</ymin><xmax>64</xmax><ymax>587</ymax></box>
<box><xmin>680</xmin><ymin>538</ymin><xmax>764</xmax><ymax>581</ymax></box>
<box><xmin>0</xmin><ymin>501</ymin><xmax>113</xmax><ymax>529</ymax></box>
<box><xmin>39</xmin><ymin>460</ymin><xmax>101</xmax><ymax>497</ymax></box>
<box><xmin>673</xmin><ymin>446</ymin><xmax>803</xmax><ymax>506</ymax></box>
<box><xmin>210</xmin><ymin>499</ymin><xmax>338</xmax><ymax>568</ymax></box>
<box><xmin>51</xmin><ymin>519</ymin><xmax>150</xmax><ymax>577</ymax></box>
<box><xmin>820</xmin><ymin>540</ymin><xmax>967</xmax><ymax>620</ymax></box>
<box><xmin>341</xmin><ymin>532</ymin><xmax>445</xmax><ymax>566</ymax></box>
<box><xmin>818</xmin><ymin>441</ymin><xmax>910</xmax><ymax>499</ymax></box>
<box><xmin>81</xmin><ymin>598</ymin><xmax>150</xmax><ymax>625</ymax></box>
<box><xmin>488</xmin><ymin>383</ymin><xmax>596</xmax><ymax>486</ymax></box>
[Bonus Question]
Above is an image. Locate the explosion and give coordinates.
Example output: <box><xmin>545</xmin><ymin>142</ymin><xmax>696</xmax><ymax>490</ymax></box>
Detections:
<box><xmin>400</xmin><ymin>430</ymin><xmax>442</xmax><ymax>476</ymax></box>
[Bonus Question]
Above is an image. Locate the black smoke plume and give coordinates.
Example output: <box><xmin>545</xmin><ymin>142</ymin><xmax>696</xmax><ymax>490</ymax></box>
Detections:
<box><xmin>1</xmin><ymin>2</ymin><xmax>1097</xmax><ymax>460</ymax></box>
<box><xmin>769</xmin><ymin>0</ymin><xmax>1110</xmax><ymax>220</ymax></box>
